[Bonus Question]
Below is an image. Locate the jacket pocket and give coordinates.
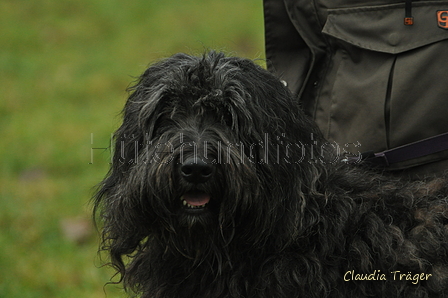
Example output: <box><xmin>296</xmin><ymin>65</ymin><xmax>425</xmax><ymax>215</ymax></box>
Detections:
<box><xmin>320</xmin><ymin>2</ymin><xmax>448</xmax><ymax>163</ymax></box>
<box><xmin>323</xmin><ymin>2</ymin><xmax>448</xmax><ymax>54</ymax></box>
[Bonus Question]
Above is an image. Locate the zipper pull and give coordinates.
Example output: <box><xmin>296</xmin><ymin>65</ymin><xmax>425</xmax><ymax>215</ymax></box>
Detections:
<box><xmin>404</xmin><ymin>0</ymin><xmax>414</xmax><ymax>25</ymax></box>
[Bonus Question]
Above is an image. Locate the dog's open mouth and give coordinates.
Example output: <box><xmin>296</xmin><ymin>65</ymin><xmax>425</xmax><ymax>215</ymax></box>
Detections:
<box><xmin>180</xmin><ymin>190</ymin><xmax>211</xmax><ymax>209</ymax></box>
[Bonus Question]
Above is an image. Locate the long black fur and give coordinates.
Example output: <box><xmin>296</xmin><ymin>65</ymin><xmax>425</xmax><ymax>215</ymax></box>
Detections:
<box><xmin>94</xmin><ymin>51</ymin><xmax>448</xmax><ymax>297</ymax></box>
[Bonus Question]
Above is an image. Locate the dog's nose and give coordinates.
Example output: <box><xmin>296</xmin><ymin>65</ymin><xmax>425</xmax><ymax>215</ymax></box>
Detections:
<box><xmin>181</xmin><ymin>158</ymin><xmax>213</xmax><ymax>184</ymax></box>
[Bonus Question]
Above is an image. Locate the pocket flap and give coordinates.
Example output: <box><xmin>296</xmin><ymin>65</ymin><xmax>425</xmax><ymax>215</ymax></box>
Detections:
<box><xmin>323</xmin><ymin>2</ymin><xmax>448</xmax><ymax>54</ymax></box>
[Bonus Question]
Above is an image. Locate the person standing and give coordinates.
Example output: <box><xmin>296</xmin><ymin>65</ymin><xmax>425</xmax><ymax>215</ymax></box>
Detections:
<box><xmin>263</xmin><ymin>0</ymin><xmax>448</xmax><ymax>177</ymax></box>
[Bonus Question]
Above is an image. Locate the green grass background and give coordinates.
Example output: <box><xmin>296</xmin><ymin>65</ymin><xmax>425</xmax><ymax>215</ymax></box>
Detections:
<box><xmin>0</xmin><ymin>1</ymin><xmax>264</xmax><ymax>297</ymax></box>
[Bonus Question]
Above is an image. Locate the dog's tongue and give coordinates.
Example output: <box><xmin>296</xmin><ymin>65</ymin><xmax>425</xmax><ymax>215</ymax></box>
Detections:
<box><xmin>182</xmin><ymin>192</ymin><xmax>210</xmax><ymax>206</ymax></box>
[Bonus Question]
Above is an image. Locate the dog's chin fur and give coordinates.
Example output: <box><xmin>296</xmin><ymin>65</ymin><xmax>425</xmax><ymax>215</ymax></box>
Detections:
<box><xmin>94</xmin><ymin>51</ymin><xmax>448</xmax><ymax>298</ymax></box>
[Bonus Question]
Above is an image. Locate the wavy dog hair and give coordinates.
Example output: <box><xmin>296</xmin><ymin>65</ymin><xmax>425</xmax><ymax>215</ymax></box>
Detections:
<box><xmin>94</xmin><ymin>51</ymin><xmax>448</xmax><ymax>298</ymax></box>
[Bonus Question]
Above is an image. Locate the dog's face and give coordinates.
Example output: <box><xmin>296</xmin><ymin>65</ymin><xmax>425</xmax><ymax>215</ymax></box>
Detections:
<box><xmin>142</xmin><ymin>95</ymin><xmax>258</xmax><ymax>228</ymax></box>
<box><xmin>96</xmin><ymin>52</ymin><xmax>327</xmax><ymax>248</ymax></box>
<box><xmin>118</xmin><ymin>53</ymin><xmax>280</xmax><ymax>231</ymax></box>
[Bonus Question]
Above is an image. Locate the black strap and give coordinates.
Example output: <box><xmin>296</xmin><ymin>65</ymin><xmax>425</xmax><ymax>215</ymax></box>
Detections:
<box><xmin>367</xmin><ymin>132</ymin><xmax>448</xmax><ymax>166</ymax></box>
<box><xmin>344</xmin><ymin>132</ymin><xmax>448</xmax><ymax>167</ymax></box>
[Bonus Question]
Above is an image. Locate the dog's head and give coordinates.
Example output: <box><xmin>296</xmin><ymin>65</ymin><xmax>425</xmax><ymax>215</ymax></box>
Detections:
<box><xmin>94</xmin><ymin>52</ymin><xmax>332</xmax><ymax>268</ymax></box>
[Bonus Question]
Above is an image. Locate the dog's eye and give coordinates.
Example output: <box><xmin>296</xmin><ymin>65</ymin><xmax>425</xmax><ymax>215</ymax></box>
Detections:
<box><xmin>222</xmin><ymin>111</ymin><xmax>234</xmax><ymax>128</ymax></box>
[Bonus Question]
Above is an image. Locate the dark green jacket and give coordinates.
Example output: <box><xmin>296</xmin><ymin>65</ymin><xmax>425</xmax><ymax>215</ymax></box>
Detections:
<box><xmin>264</xmin><ymin>0</ymin><xmax>448</xmax><ymax>176</ymax></box>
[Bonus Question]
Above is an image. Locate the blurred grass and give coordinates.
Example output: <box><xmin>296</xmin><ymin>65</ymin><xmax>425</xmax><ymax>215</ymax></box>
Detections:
<box><xmin>0</xmin><ymin>0</ymin><xmax>264</xmax><ymax>297</ymax></box>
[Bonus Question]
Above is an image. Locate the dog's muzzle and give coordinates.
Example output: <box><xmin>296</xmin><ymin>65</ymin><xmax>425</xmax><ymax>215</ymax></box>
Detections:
<box><xmin>179</xmin><ymin>157</ymin><xmax>214</xmax><ymax>211</ymax></box>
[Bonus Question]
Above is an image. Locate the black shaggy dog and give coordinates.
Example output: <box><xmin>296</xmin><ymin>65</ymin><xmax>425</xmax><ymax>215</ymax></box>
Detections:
<box><xmin>94</xmin><ymin>51</ymin><xmax>448</xmax><ymax>298</ymax></box>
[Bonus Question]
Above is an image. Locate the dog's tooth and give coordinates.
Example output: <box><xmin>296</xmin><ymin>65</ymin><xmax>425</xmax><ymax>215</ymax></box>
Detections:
<box><xmin>183</xmin><ymin>200</ymin><xmax>187</xmax><ymax>206</ymax></box>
